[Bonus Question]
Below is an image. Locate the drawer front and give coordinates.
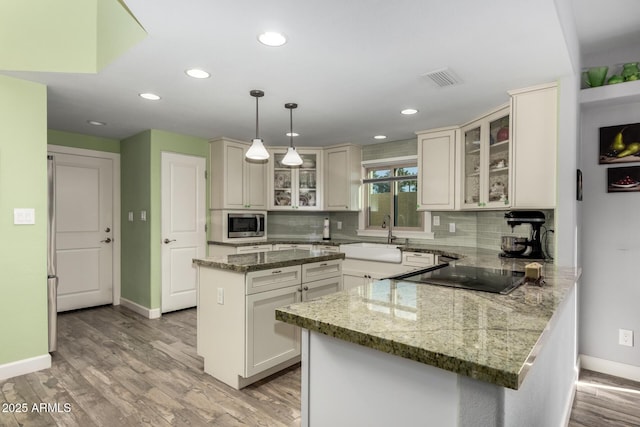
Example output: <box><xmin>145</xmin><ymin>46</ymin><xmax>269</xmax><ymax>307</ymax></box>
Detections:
<box><xmin>302</xmin><ymin>259</ymin><xmax>342</xmax><ymax>283</ymax></box>
<box><xmin>246</xmin><ymin>265</ymin><xmax>302</xmax><ymax>295</ymax></box>
<box><xmin>313</xmin><ymin>244</ymin><xmax>340</xmax><ymax>253</ymax></box>
<box><xmin>237</xmin><ymin>244</ymin><xmax>273</xmax><ymax>254</ymax></box>
<box><xmin>402</xmin><ymin>252</ymin><xmax>435</xmax><ymax>267</ymax></box>
<box><xmin>274</xmin><ymin>244</ymin><xmax>313</xmax><ymax>251</ymax></box>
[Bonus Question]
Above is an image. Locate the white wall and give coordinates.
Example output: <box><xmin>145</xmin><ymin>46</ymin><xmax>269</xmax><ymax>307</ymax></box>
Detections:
<box><xmin>580</xmin><ymin>100</ymin><xmax>640</xmax><ymax>368</ymax></box>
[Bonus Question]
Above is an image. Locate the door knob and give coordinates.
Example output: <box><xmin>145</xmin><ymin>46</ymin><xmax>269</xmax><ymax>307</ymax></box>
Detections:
<box><xmin>163</xmin><ymin>238</ymin><xmax>176</xmax><ymax>244</ymax></box>
<box><xmin>105</xmin><ymin>227</ymin><xmax>111</xmax><ymax>232</ymax></box>
<box><xmin>101</xmin><ymin>237</ymin><xmax>112</xmax><ymax>243</ymax></box>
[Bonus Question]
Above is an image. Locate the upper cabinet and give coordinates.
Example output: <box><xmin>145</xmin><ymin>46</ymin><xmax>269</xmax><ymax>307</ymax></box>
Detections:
<box><xmin>268</xmin><ymin>148</ymin><xmax>323</xmax><ymax>210</ymax></box>
<box><xmin>210</xmin><ymin>138</ymin><xmax>268</xmax><ymax>210</ymax></box>
<box><xmin>416</xmin><ymin>127</ymin><xmax>459</xmax><ymax>211</ymax></box>
<box><xmin>508</xmin><ymin>82</ymin><xmax>558</xmax><ymax>209</ymax></box>
<box><xmin>461</xmin><ymin>106</ymin><xmax>511</xmax><ymax>209</ymax></box>
<box><xmin>323</xmin><ymin>144</ymin><xmax>362</xmax><ymax>211</ymax></box>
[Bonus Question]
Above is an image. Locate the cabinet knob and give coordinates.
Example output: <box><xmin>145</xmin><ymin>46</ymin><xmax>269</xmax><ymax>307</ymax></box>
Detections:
<box><xmin>298</xmin><ymin>287</ymin><xmax>303</xmax><ymax>292</ymax></box>
<box><xmin>303</xmin><ymin>286</ymin><xmax>309</xmax><ymax>291</ymax></box>
<box><xmin>272</xmin><ymin>270</ymin><xmax>282</xmax><ymax>274</ymax></box>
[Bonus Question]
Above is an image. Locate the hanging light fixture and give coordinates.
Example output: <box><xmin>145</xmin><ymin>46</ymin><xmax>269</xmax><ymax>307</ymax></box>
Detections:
<box><xmin>281</xmin><ymin>102</ymin><xmax>303</xmax><ymax>166</ymax></box>
<box><xmin>246</xmin><ymin>90</ymin><xmax>270</xmax><ymax>160</ymax></box>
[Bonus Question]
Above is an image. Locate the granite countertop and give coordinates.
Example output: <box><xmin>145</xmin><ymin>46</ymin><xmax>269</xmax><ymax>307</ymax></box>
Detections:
<box><xmin>193</xmin><ymin>249</ymin><xmax>345</xmax><ymax>273</ymax></box>
<box><xmin>276</xmin><ymin>247</ymin><xmax>580</xmax><ymax>390</ymax></box>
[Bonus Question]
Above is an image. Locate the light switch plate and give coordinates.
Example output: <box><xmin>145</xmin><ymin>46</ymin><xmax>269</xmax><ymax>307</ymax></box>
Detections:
<box><xmin>449</xmin><ymin>222</ymin><xmax>456</xmax><ymax>233</ymax></box>
<box><xmin>433</xmin><ymin>216</ymin><xmax>440</xmax><ymax>226</ymax></box>
<box><xmin>14</xmin><ymin>208</ymin><xmax>35</xmax><ymax>225</ymax></box>
<box><xmin>140</xmin><ymin>210</ymin><xmax>147</xmax><ymax>221</ymax></box>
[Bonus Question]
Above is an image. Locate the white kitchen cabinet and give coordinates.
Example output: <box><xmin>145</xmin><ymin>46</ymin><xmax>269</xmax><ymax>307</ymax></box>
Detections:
<box><xmin>269</xmin><ymin>147</ymin><xmax>323</xmax><ymax>210</ymax></box>
<box><xmin>246</xmin><ymin>285</ymin><xmax>301</xmax><ymax>377</ymax></box>
<box><xmin>509</xmin><ymin>83</ymin><xmax>558</xmax><ymax>208</ymax></box>
<box><xmin>210</xmin><ymin>137</ymin><xmax>268</xmax><ymax>210</ymax></box>
<box><xmin>323</xmin><ymin>144</ymin><xmax>362</xmax><ymax>211</ymax></box>
<box><xmin>416</xmin><ymin>127</ymin><xmax>459</xmax><ymax>211</ymax></box>
<box><xmin>303</xmin><ymin>276</ymin><xmax>342</xmax><ymax>300</ymax></box>
<box><xmin>461</xmin><ymin>106</ymin><xmax>512</xmax><ymax>209</ymax></box>
<box><xmin>302</xmin><ymin>258</ymin><xmax>342</xmax><ymax>283</ymax></box>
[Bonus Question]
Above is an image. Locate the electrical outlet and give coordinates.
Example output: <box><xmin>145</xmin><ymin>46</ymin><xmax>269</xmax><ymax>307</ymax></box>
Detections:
<box><xmin>337</xmin><ymin>221</ymin><xmax>342</xmax><ymax>230</ymax></box>
<box><xmin>433</xmin><ymin>216</ymin><xmax>440</xmax><ymax>226</ymax></box>
<box><xmin>217</xmin><ymin>288</ymin><xmax>224</xmax><ymax>305</ymax></box>
<box><xmin>619</xmin><ymin>329</ymin><xmax>633</xmax><ymax>347</ymax></box>
<box><xmin>449</xmin><ymin>222</ymin><xmax>456</xmax><ymax>233</ymax></box>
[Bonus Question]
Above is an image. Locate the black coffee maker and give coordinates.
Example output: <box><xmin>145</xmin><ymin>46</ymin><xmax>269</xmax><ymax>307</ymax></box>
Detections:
<box><xmin>500</xmin><ymin>210</ymin><xmax>545</xmax><ymax>259</ymax></box>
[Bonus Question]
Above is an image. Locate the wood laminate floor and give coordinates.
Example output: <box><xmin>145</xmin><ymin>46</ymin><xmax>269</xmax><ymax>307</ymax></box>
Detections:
<box><xmin>0</xmin><ymin>306</ymin><xmax>300</xmax><ymax>427</ymax></box>
<box><xmin>1</xmin><ymin>305</ymin><xmax>638</xmax><ymax>426</ymax></box>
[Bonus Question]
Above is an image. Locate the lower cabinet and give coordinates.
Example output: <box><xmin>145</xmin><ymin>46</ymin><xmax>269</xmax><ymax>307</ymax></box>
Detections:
<box><xmin>246</xmin><ymin>285</ymin><xmax>301</xmax><ymax>377</ymax></box>
<box><xmin>197</xmin><ymin>259</ymin><xmax>342</xmax><ymax>389</ymax></box>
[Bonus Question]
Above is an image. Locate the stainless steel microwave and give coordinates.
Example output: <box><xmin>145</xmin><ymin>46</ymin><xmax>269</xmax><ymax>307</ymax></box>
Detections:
<box><xmin>210</xmin><ymin>210</ymin><xmax>267</xmax><ymax>242</ymax></box>
<box><xmin>227</xmin><ymin>212</ymin><xmax>265</xmax><ymax>238</ymax></box>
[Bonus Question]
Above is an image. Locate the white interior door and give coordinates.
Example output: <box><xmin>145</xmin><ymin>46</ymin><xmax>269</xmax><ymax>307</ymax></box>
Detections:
<box><xmin>161</xmin><ymin>152</ymin><xmax>206</xmax><ymax>313</ymax></box>
<box><xmin>53</xmin><ymin>153</ymin><xmax>114</xmax><ymax>311</ymax></box>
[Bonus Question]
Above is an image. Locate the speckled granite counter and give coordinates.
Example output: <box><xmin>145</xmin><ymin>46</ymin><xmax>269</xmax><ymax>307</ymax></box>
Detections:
<box><xmin>193</xmin><ymin>248</ymin><xmax>345</xmax><ymax>272</ymax></box>
<box><xmin>276</xmin><ymin>248</ymin><xmax>580</xmax><ymax>390</ymax></box>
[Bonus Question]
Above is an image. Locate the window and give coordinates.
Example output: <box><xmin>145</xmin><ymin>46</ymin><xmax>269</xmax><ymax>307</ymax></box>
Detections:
<box><xmin>363</xmin><ymin>162</ymin><xmax>421</xmax><ymax>230</ymax></box>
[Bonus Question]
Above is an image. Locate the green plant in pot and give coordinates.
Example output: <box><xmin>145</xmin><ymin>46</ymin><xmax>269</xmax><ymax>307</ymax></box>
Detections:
<box><xmin>622</xmin><ymin>62</ymin><xmax>639</xmax><ymax>81</ymax></box>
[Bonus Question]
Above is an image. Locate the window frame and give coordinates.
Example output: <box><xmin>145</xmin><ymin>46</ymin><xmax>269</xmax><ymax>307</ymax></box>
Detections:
<box><xmin>357</xmin><ymin>156</ymin><xmax>434</xmax><ymax>240</ymax></box>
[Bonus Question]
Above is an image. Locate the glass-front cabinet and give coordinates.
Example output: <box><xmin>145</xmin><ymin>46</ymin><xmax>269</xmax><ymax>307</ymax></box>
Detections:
<box><xmin>269</xmin><ymin>148</ymin><xmax>323</xmax><ymax>210</ymax></box>
<box><xmin>461</xmin><ymin>106</ymin><xmax>511</xmax><ymax>209</ymax></box>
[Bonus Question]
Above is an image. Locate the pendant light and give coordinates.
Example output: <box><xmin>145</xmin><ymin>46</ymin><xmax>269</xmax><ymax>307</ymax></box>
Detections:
<box><xmin>246</xmin><ymin>90</ymin><xmax>270</xmax><ymax>160</ymax></box>
<box><xmin>281</xmin><ymin>102</ymin><xmax>303</xmax><ymax>166</ymax></box>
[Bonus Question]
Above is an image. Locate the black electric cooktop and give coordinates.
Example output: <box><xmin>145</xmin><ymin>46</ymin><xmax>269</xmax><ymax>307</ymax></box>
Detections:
<box><xmin>390</xmin><ymin>264</ymin><xmax>525</xmax><ymax>295</ymax></box>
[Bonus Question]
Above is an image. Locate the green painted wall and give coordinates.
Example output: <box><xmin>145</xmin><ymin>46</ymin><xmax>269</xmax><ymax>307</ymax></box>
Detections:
<box><xmin>120</xmin><ymin>131</ymin><xmax>152</xmax><ymax>307</ymax></box>
<box><xmin>0</xmin><ymin>75</ymin><xmax>48</xmax><ymax>364</ymax></box>
<box><xmin>120</xmin><ymin>129</ymin><xmax>208</xmax><ymax>310</ymax></box>
<box><xmin>0</xmin><ymin>0</ymin><xmax>145</xmax><ymax>73</ymax></box>
<box><xmin>148</xmin><ymin>130</ymin><xmax>209</xmax><ymax>309</ymax></box>
<box><xmin>48</xmin><ymin>129</ymin><xmax>120</xmax><ymax>153</ymax></box>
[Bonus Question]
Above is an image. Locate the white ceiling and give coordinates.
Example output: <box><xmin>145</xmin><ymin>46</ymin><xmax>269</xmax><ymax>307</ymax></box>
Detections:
<box><xmin>2</xmin><ymin>0</ymin><xmax>640</xmax><ymax>147</ymax></box>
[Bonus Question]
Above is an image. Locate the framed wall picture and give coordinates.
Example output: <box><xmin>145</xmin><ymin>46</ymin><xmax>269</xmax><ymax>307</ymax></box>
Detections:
<box><xmin>607</xmin><ymin>166</ymin><xmax>640</xmax><ymax>193</ymax></box>
<box><xmin>599</xmin><ymin>122</ymin><xmax>640</xmax><ymax>164</ymax></box>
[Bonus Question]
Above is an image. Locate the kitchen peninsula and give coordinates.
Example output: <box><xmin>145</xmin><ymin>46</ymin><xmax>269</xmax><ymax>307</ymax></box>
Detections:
<box><xmin>193</xmin><ymin>249</ymin><xmax>345</xmax><ymax>389</ymax></box>
<box><xmin>276</xmin><ymin>249</ymin><xmax>580</xmax><ymax>427</ymax></box>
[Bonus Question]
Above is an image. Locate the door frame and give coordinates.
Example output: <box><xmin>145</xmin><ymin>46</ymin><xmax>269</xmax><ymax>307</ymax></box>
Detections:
<box><xmin>48</xmin><ymin>144</ymin><xmax>121</xmax><ymax>306</ymax></box>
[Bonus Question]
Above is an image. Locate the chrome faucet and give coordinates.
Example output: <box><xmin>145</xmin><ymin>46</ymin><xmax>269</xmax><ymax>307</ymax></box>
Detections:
<box><xmin>382</xmin><ymin>214</ymin><xmax>396</xmax><ymax>244</ymax></box>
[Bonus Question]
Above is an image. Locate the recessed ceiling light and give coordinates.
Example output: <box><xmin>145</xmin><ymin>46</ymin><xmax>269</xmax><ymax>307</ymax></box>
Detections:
<box><xmin>185</xmin><ymin>68</ymin><xmax>210</xmax><ymax>79</ymax></box>
<box><xmin>401</xmin><ymin>108</ymin><xmax>418</xmax><ymax>115</ymax></box>
<box><xmin>374</xmin><ymin>135</ymin><xmax>387</xmax><ymax>140</ymax></box>
<box><xmin>139</xmin><ymin>93</ymin><xmax>161</xmax><ymax>101</ymax></box>
<box><xmin>258</xmin><ymin>31</ymin><xmax>287</xmax><ymax>47</ymax></box>
<box><xmin>87</xmin><ymin>120</ymin><xmax>106</xmax><ymax>126</ymax></box>
<box><xmin>286</xmin><ymin>132</ymin><xmax>299</xmax><ymax>137</ymax></box>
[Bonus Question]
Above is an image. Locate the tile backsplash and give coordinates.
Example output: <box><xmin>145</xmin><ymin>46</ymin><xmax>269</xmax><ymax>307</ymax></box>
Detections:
<box><xmin>267</xmin><ymin>209</ymin><xmax>555</xmax><ymax>255</ymax></box>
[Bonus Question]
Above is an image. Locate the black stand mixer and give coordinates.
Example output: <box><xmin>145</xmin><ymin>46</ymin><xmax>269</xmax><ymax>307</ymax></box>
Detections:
<box><xmin>500</xmin><ymin>211</ymin><xmax>545</xmax><ymax>259</ymax></box>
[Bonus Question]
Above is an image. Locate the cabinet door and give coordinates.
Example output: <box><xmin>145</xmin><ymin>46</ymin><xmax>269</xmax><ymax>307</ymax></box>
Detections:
<box><xmin>224</xmin><ymin>143</ymin><xmax>246</xmax><ymax>209</ymax></box>
<box><xmin>297</xmin><ymin>151</ymin><xmax>321</xmax><ymax>210</ymax></box>
<box><xmin>460</xmin><ymin>107</ymin><xmax>510</xmax><ymax>209</ymax></box>
<box><xmin>485</xmin><ymin>110</ymin><xmax>511</xmax><ymax>208</ymax></box>
<box><xmin>303</xmin><ymin>276</ymin><xmax>342</xmax><ymax>301</ymax></box>
<box><xmin>324</xmin><ymin>145</ymin><xmax>361</xmax><ymax>211</ymax></box>
<box><xmin>245</xmin><ymin>158</ymin><xmax>268</xmax><ymax>209</ymax></box>
<box><xmin>510</xmin><ymin>84</ymin><xmax>557</xmax><ymax>208</ymax></box>
<box><xmin>270</xmin><ymin>148</ymin><xmax>323</xmax><ymax>210</ymax></box>
<box><xmin>417</xmin><ymin>128</ymin><xmax>458</xmax><ymax>210</ymax></box>
<box><xmin>246</xmin><ymin>286</ymin><xmax>301</xmax><ymax>377</ymax></box>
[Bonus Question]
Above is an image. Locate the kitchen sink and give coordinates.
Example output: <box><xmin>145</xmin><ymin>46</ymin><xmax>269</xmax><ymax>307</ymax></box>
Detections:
<box><xmin>340</xmin><ymin>242</ymin><xmax>402</xmax><ymax>263</ymax></box>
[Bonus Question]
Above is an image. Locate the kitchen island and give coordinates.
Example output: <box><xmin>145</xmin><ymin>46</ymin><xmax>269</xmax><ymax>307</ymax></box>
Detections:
<box><xmin>193</xmin><ymin>249</ymin><xmax>345</xmax><ymax>389</ymax></box>
<box><xmin>276</xmin><ymin>248</ymin><xmax>580</xmax><ymax>427</ymax></box>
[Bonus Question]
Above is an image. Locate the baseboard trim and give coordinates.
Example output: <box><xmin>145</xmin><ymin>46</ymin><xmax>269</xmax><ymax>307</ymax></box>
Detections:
<box><xmin>120</xmin><ymin>298</ymin><xmax>161</xmax><ymax>319</ymax></box>
<box><xmin>580</xmin><ymin>354</ymin><xmax>640</xmax><ymax>382</ymax></box>
<box><xmin>0</xmin><ymin>354</ymin><xmax>51</xmax><ymax>381</ymax></box>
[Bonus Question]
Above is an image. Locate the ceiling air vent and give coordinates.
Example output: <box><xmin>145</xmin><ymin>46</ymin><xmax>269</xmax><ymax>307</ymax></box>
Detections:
<box><xmin>422</xmin><ymin>68</ymin><xmax>461</xmax><ymax>88</ymax></box>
